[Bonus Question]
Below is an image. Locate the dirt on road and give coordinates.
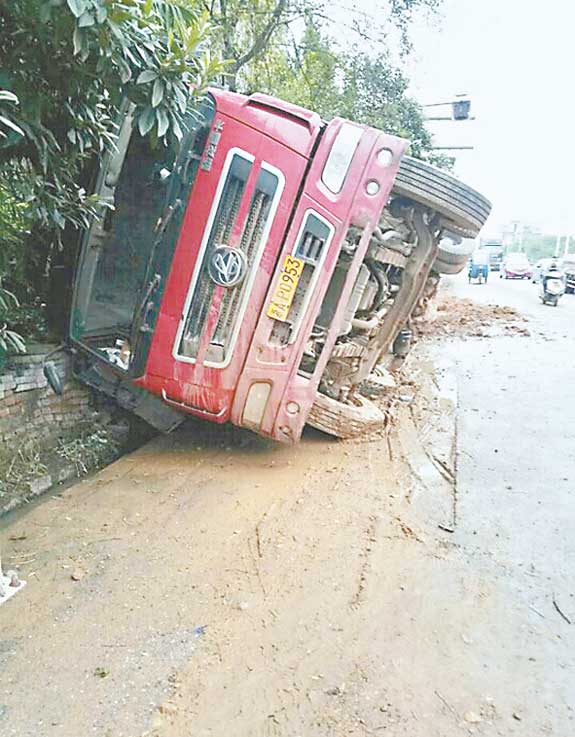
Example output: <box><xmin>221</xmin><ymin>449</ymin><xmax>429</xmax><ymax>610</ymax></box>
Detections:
<box><xmin>0</xmin><ymin>346</ymin><xmax>462</xmax><ymax>737</ymax></box>
<box><xmin>1</xmin><ymin>281</ymin><xmax>574</xmax><ymax>737</ymax></box>
<box><xmin>414</xmin><ymin>293</ymin><xmax>529</xmax><ymax>339</ymax></box>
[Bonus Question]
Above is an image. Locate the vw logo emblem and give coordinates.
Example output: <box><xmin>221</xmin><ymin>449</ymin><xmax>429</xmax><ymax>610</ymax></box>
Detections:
<box><xmin>207</xmin><ymin>245</ymin><xmax>247</xmax><ymax>288</ymax></box>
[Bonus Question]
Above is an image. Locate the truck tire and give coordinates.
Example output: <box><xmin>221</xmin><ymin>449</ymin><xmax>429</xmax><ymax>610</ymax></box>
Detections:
<box><xmin>393</xmin><ymin>156</ymin><xmax>492</xmax><ymax>235</ymax></box>
<box><xmin>433</xmin><ymin>235</ymin><xmax>475</xmax><ymax>275</ymax></box>
<box><xmin>432</xmin><ymin>252</ymin><xmax>469</xmax><ymax>275</ymax></box>
<box><xmin>307</xmin><ymin>393</ymin><xmax>386</xmax><ymax>439</ymax></box>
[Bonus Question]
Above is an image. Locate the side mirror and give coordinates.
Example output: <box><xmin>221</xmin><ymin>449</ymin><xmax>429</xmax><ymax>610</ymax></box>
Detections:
<box><xmin>43</xmin><ymin>360</ymin><xmax>64</xmax><ymax>396</ymax></box>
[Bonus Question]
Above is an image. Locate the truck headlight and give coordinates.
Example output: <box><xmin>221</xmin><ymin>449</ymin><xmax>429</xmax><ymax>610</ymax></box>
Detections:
<box><xmin>322</xmin><ymin>123</ymin><xmax>363</xmax><ymax>194</ymax></box>
<box><xmin>242</xmin><ymin>382</ymin><xmax>272</xmax><ymax>430</ymax></box>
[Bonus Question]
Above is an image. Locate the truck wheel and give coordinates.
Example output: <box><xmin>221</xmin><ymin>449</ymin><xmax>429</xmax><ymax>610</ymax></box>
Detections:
<box><xmin>393</xmin><ymin>156</ymin><xmax>492</xmax><ymax>236</ymax></box>
<box><xmin>307</xmin><ymin>392</ymin><xmax>386</xmax><ymax>439</ymax></box>
<box><xmin>434</xmin><ymin>237</ymin><xmax>475</xmax><ymax>275</ymax></box>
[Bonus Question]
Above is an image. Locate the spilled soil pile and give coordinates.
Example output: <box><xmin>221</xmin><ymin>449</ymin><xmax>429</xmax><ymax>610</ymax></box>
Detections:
<box><xmin>415</xmin><ymin>295</ymin><xmax>529</xmax><ymax>339</ymax></box>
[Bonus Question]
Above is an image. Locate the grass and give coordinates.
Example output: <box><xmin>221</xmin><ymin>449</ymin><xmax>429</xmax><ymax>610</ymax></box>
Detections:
<box><xmin>0</xmin><ymin>423</ymin><xmax>120</xmax><ymax>507</ymax></box>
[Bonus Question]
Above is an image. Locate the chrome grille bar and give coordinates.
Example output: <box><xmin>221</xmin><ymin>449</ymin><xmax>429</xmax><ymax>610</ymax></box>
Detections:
<box><xmin>177</xmin><ymin>156</ymin><xmax>283</xmax><ymax>366</ymax></box>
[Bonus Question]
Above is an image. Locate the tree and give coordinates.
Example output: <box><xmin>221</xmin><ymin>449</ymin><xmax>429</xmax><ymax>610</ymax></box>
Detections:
<box><xmin>0</xmin><ymin>0</ymin><xmax>222</xmax><ymax>338</ymax></box>
<box><xmin>0</xmin><ymin>0</ymin><xmax>444</xmax><ymax>346</ymax></box>
<box><xmin>243</xmin><ymin>18</ymin><xmax>447</xmax><ymax>166</ymax></box>
<box><xmin>206</xmin><ymin>0</ymin><xmax>443</xmax><ymax>91</ymax></box>
<box><xmin>208</xmin><ymin>0</ymin><xmax>289</xmax><ymax>92</ymax></box>
<box><xmin>0</xmin><ymin>0</ymin><xmax>222</xmax><ymax>231</ymax></box>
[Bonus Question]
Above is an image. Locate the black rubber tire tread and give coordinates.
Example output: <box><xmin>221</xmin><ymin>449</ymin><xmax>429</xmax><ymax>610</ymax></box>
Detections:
<box><xmin>436</xmin><ymin>241</ymin><xmax>475</xmax><ymax>264</ymax></box>
<box><xmin>393</xmin><ymin>156</ymin><xmax>491</xmax><ymax>234</ymax></box>
<box><xmin>433</xmin><ymin>257</ymin><xmax>468</xmax><ymax>275</ymax></box>
<box><xmin>399</xmin><ymin>162</ymin><xmax>489</xmax><ymax>220</ymax></box>
<box><xmin>433</xmin><ymin>238</ymin><xmax>474</xmax><ymax>275</ymax></box>
<box><xmin>441</xmin><ymin>221</ymin><xmax>478</xmax><ymax>240</ymax></box>
<box><xmin>397</xmin><ymin>158</ymin><xmax>491</xmax><ymax>219</ymax></box>
<box><xmin>394</xmin><ymin>165</ymin><xmax>489</xmax><ymax>230</ymax></box>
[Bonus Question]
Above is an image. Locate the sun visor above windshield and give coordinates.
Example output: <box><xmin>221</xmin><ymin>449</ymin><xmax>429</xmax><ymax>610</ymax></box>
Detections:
<box><xmin>209</xmin><ymin>88</ymin><xmax>323</xmax><ymax>159</ymax></box>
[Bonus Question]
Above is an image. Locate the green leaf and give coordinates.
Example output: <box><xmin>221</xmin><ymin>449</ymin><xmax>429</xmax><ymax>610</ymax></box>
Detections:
<box><xmin>73</xmin><ymin>26</ymin><xmax>82</xmax><ymax>55</ymax></box>
<box><xmin>67</xmin><ymin>0</ymin><xmax>87</xmax><ymax>18</ymax></box>
<box><xmin>0</xmin><ymin>115</ymin><xmax>24</xmax><ymax>137</ymax></box>
<box><xmin>138</xmin><ymin>107</ymin><xmax>156</xmax><ymax>136</ymax></box>
<box><xmin>156</xmin><ymin>109</ymin><xmax>169</xmax><ymax>138</ymax></box>
<box><xmin>143</xmin><ymin>0</ymin><xmax>153</xmax><ymax>15</ymax></box>
<box><xmin>0</xmin><ymin>286</ymin><xmax>18</xmax><ymax>310</ymax></box>
<box><xmin>136</xmin><ymin>69</ymin><xmax>158</xmax><ymax>84</ymax></box>
<box><xmin>0</xmin><ymin>90</ymin><xmax>19</xmax><ymax>104</ymax></box>
<box><xmin>78</xmin><ymin>11</ymin><xmax>95</xmax><ymax>27</ymax></box>
<box><xmin>151</xmin><ymin>78</ymin><xmax>164</xmax><ymax>108</ymax></box>
<box><xmin>173</xmin><ymin>84</ymin><xmax>187</xmax><ymax>113</ymax></box>
<box><xmin>6</xmin><ymin>330</ymin><xmax>27</xmax><ymax>355</ymax></box>
<box><xmin>117</xmin><ymin>58</ymin><xmax>132</xmax><ymax>83</ymax></box>
<box><xmin>171</xmin><ymin>115</ymin><xmax>183</xmax><ymax>142</ymax></box>
<box><xmin>39</xmin><ymin>4</ymin><xmax>52</xmax><ymax>23</ymax></box>
<box><xmin>53</xmin><ymin>209</ymin><xmax>66</xmax><ymax>229</ymax></box>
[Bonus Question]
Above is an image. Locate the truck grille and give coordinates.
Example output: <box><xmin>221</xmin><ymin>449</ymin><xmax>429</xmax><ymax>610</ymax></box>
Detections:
<box><xmin>270</xmin><ymin>211</ymin><xmax>334</xmax><ymax>346</ymax></box>
<box><xmin>296</xmin><ymin>230</ymin><xmax>326</xmax><ymax>263</ymax></box>
<box><xmin>178</xmin><ymin>157</ymin><xmax>280</xmax><ymax>364</ymax></box>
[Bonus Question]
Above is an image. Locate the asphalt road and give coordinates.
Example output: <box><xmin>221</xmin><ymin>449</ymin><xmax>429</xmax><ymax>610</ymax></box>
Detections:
<box><xmin>0</xmin><ymin>271</ymin><xmax>573</xmax><ymax>736</ymax></box>
<box><xmin>443</xmin><ymin>272</ymin><xmax>575</xmax><ymax>732</ymax></box>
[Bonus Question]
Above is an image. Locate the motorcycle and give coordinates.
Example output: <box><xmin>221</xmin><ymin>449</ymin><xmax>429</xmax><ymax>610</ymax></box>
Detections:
<box><xmin>540</xmin><ymin>272</ymin><xmax>565</xmax><ymax>306</ymax></box>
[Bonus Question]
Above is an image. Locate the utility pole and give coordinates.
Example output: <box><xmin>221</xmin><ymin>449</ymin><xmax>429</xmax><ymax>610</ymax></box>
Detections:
<box><xmin>564</xmin><ymin>234</ymin><xmax>571</xmax><ymax>256</ymax></box>
<box><xmin>555</xmin><ymin>234</ymin><xmax>562</xmax><ymax>258</ymax></box>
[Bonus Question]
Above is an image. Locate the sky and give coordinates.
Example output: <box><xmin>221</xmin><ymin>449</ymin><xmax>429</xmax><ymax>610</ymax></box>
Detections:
<box><xmin>327</xmin><ymin>0</ymin><xmax>575</xmax><ymax>238</ymax></box>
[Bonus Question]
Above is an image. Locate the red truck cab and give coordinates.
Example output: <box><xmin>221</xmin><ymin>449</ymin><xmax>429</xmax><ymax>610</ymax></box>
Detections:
<box><xmin>70</xmin><ymin>88</ymin><xmax>490</xmax><ymax>441</ymax></box>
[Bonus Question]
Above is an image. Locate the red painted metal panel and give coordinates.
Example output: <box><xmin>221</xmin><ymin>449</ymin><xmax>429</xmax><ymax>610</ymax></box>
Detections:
<box><xmin>136</xmin><ymin>90</ymin><xmax>316</xmax><ymax>421</ymax></box>
<box><xmin>215</xmin><ymin>90</ymin><xmax>322</xmax><ymax>158</ymax></box>
<box><xmin>230</xmin><ymin>121</ymin><xmax>409</xmax><ymax>442</ymax></box>
<box><xmin>135</xmin><ymin>89</ymin><xmax>410</xmax><ymax>440</ymax></box>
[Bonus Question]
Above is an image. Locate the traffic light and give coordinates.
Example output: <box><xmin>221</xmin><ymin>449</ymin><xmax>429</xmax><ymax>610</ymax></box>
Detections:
<box><xmin>452</xmin><ymin>99</ymin><xmax>471</xmax><ymax>120</ymax></box>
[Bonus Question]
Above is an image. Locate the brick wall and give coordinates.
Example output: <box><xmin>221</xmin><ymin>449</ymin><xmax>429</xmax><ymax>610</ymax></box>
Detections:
<box><xmin>0</xmin><ymin>345</ymin><xmax>95</xmax><ymax>449</ymax></box>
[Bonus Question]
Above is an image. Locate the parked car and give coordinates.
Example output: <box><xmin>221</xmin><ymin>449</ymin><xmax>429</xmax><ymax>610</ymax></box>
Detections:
<box><xmin>53</xmin><ymin>89</ymin><xmax>491</xmax><ymax>442</ymax></box>
<box><xmin>501</xmin><ymin>253</ymin><xmax>532</xmax><ymax>280</ymax></box>
<box><xmin>563</xmin><ymin>257</ymin><xmax>575</xmax><ymax>293</ymax></box>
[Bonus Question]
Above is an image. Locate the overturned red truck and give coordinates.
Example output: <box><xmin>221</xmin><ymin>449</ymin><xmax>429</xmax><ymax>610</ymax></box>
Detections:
<box><xmin>67</xmin><ymin>89</ymin><xmax>490</xmax><ymax>442</ymax></box>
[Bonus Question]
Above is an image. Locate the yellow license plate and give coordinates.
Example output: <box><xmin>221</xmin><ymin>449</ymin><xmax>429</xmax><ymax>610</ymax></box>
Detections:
<box><xmin>266</xmin><ymin>254</ymin><xmax>305</xmax><ymax>322</ymax></box>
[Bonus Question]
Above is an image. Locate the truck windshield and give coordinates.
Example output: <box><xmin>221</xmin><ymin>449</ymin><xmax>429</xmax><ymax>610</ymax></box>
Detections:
<box><xmin>71</xmin><ymin>96</ymin><xmax>215</xmax><ymax>369</ymax></box>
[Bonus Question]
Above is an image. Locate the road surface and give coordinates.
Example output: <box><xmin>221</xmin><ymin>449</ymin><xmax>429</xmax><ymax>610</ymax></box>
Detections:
<box><xmin>1</xmin><ymin>273</ymin><xmax>574</xmax><ymax>736</ymax></box>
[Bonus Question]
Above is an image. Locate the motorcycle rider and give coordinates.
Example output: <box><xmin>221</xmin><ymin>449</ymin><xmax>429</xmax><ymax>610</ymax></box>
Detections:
<box><xmin>542</xmin><ymin>260</ymin><xmax>564</xmax><ymax>290</ymax></box>
<box><xmin>540</xmin><ymin>259</ymin><xmax>565</xmax><ymax>305</ymax></box>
